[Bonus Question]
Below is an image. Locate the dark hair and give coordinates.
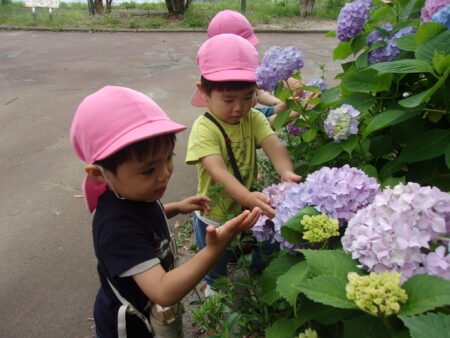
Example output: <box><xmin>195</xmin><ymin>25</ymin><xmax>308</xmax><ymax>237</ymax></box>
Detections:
<box><xmin>95</xmin><ymin>133</ymin><xmax>176</xmax><ymax>174</ymax></box>
<box><xmin>200</xmin><ymin>76</ymin><xmax>256</xmax><ymax>96</ymax></box>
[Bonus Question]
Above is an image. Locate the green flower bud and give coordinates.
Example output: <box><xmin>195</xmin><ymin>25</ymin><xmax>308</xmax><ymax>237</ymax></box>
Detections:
<box><xmin>346</xmin><ymin>271</ymin><xmax>408</xmax><ymax>316</ymax></box>
<box><xmin>301</xmin><ymin>214</ymin><xmax>339</xmax><ymax>243</ymax></box>
<box><xmin>299</xmin><ymin>328</ymin><xmax>318</xmax><ymax>338</ymax></box>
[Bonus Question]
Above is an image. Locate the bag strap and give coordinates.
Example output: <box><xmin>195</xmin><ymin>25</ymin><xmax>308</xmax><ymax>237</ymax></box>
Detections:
<box><xmin>203</xmin><ymin>112</ymin><xmax>244</xmax><ymax>184</ymax></box>
<box><xmin>107</xmin><ymin>279</ymin><xmax>153</xmax><ymax>337</ymax></box>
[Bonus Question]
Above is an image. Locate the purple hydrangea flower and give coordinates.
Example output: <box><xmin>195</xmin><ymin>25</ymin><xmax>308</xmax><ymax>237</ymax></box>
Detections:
<box><xmin>366</xmin><ymin>23</ymin><xmax>393</xmax><ymax>47</ymax></box>
<box><xmin>422</xmin><ymin>0</ymin><xmax>448</xmax><ymax>22</ymax></box>
<box><xmin>304</xmin><ymin>165</ymin><xmax>380</xmax><ymax>223</ymax></box>
<box><xmin>256</xmin><ymin>46</ymin><xmax>305</xmax><ymax>91</ymax></box>
<box><xmin>342</xmin><ymin>182</ymin><xmax>450</xmax><ymax>282</ymax></box>
<box><xmin>306</xmin><ymin>78</ymin><xmax>328</xmax><ymax>94</ymax></box>
<box><xmin>287</xmin><ymin>121</ymin><xmax>308</xmax><ymax>136</ymax></box>
<box><xmin>424</xmin><ymin>245</ymin><xmax>450</xmax><ymax>280</ymax></box>
<box><xmin>252</xmin><ymin>182</ymin><xmax>298</xmax><ymax>243</ymax></box>
<box><xmin>336</xmin><ymin>0</ymin><xmax>372</xmax><ymax>42</ymax></box>
<box><xmin>324</xmin><ymin>104</ymin><xmax>360</xmax><ymax>141</ymax></box>
<box><xmin>368</xmin><ymin>26</ymin><xmax>416</xmax><ymax>65</ymax></box>
<box><xmin>432</xmin><ymin>4</ymin><xmax>450</xmax><ymax>28</ymax></box>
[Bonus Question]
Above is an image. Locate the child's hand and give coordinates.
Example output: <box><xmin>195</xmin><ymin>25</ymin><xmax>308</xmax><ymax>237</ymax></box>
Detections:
<box><xmin>280</xmin><ymin>170</ymin><xmax>302</xmax><ymax>183</ymax></box>
<box><xmin>244</xmin><ymin>191</ymin><xmax>275</xmax><ymax>219</ymax></box>
<box><xmin>205</xmin><ymin>208</ymin><xmax>261</xmax><ymax>248</ymax></box>
<box><xmin>178</xmin><ymin>196</ymin><xmax>211</xmax><ymax>215</ymax></box>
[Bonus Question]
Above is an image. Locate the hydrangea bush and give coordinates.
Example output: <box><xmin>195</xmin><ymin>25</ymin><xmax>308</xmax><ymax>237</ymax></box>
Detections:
<box><xmin>193</xmin><ymin>1</ymin><xmax>450</xmax><ymax>337</ymax></box>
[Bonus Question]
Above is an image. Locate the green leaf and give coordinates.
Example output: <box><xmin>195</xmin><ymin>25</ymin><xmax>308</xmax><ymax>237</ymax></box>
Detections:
<box><xmin>297</xmin><ymin>275</ymin><xmax>358</xmax><ymax>309</ymax></box>
<box><xmin>416</xmin><ymin>30</ymin><xmax>450</xmax><ymax>63</ymax></box>
<box><xmin>320</xmin><ymin>86</ymin><xmax>341</xmax><ymax>106</ymax></box>
<box><xmin>259</xmin><ymin>253</ymin><xmax>302</xmax><ymax>305</ymax></box>
<box><xmin>364</xmin><ymin>109</ymin><xmax>421</xmax><ymax>136</ymax></box>
<box><xmin>433</xmin><ymin>51</ymin><xmax>450</xmax><ymax>75</ymax></box>
<box><xmin>281</xmin><ymin>206</ymin><xmax>320</xmax><ymax>243</ymax></box>
<box><xmin>399</xmin><ymin>129</ymin><xmax>450</xmax><ymax>163</ymax></box>
<box><xmin>265</xmin><ymin>318</ymin><xmax>305</xmax><ymax>338</ymax></box>
<box><xmin>400</xmin><ymin>313</ymin><xmax>450</xmax><ymax>338</ymax></box>
<box><xmin>325</xmin><ymin>30</ymin><xmax>336</xmax><ymax>38</ymax></box>
<box><xmin>343</xmin><ymin>69</ymin><xmax>392</xmax><ymax>92</ymax></box>
<box><xmin>302</xmin><ymin>128</ymin><xmax>317</xmax><ymax>143</ymax></box>
<box><xmin>334</xmin><ymin>41</ymin><xmax>353</xmax><ymax>60</ymax></box>
<box><xmin>399</xmin><ymin>274</ymin><xmax>450</xmax><ymax>316</ymax></box>
<box><xmin>299</xmin><ymin>249</ymin><xmax>363</xmax><ymax>278</ymax></box>
<box><xmin>355</xmin><ymin>51</ymin><xmax>369</xmax><ymax>68</ymax></box>
<box><xmin>343</xmin><ymin>314</ymin><xmax>390</xmax><ymax>338</ymax></box>
<box><xmin>371</xmin><ymin>59</ymin><xmax>434</xmax><ymax>74</ymax></box>
<box><xmin>399</xmin><ymin>88</ymin><xmax>433</xmax><ymax>108</ymax></box>
<box><xmin>310</xmin><ymin>142</ymin><xmax>343</xmax><ymax>165</ymax></box>
<box><xmin>276</xmin><ymin>261</ymin><xmax>309</xmax><ymax>311</ymax></box>
<box><xmin>273</xmin><ymin>109</ymin><xmax>291</xmax><ymax>131</ymax></box>
<box><xmin>381</xmin><ymin>176</ymin><xmax>405</xmax><ymax>189</ymax></box>
<box><xmin>370</xmin><ymin>134</ymin><xmax>394</xmax><ymax>157</ymax></box>
<box><xmin>340</xmin><ymin>134</ymin><xmax>358</xmax><ymax>157</ymax></box>
<box><xmin>380</xmin><ymin>158</ymin><xmax>405</xmax><ymax>179</ymax></box>
<box><xmin>223</xmin><ymin>312</ymin><xmax>240</xmax><ymax>332</ymax></box>
<box><xmin>351</xmin><ymin>35</ymin><xmax>366</xmax><ymax>55</ymax></box>
<box><xmin>338</xmin><ymin>92</ymin><xmax>375</xmax><ymax>111</ymax></box>
<box><xmin>396</xmin><ymin>34</ymin><xmax>417</xmax><ymax>51</ymax></box>
<box><xmin>416</xmin><ymin>22</ymin><xmax>447</xmax><ymax>45</ymax></box>
<box><xmin>446</xmin><ymin>144</ymin><xmax>450</xmax><ymax>170</ymax></box>
<box><xmin>371</xmin><ymin>6</ymin><xmax>392</xmax><ymax>20</ymax></box>
<box><xmin>358</xmin><ymin>164</ymin><xmax>378</xmax><ymax>179</ymax></box>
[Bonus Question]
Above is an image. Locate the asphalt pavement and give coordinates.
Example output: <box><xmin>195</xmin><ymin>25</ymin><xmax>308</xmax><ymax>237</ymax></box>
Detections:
<box><xmin>0</xmin><ymin>30</ymin><xmax>339</xmax><ymax>337</ymax></box>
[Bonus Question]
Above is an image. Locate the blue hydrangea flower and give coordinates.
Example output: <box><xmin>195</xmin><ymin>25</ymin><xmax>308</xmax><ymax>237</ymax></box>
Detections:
<box><xmin>324</xmin><ymin>104</ymin><xmax>360</xmax><ymax>142</ymax></box>
<box><xmin>307</xmin><ymin>78</ymin><xmax>328</xmax><ymax>92</ymax></box>
<box><xmin>304</xmin><ymin>165</ymin><xmax>380</xmax><ymax>223</ymax></box>
<box><xmin>287</xmin><ymin>121</ymin><xmax>307</xmax><ymax>136</ymax></box>
<box><xmin>336</xmin><ymin>0</ymin><xmax>372</xmax><ymax>42</ymax></box>
<box><xmin>422</xmin><ymin>0</ymin><xmax>448</xmax><ymax>22</ymax></box>
<box><xmin>368</xmin><ymin>26</ymin><xmax>416</xmax><ymax>65</ymax></box>
<box><xmin>432</xmin><ymin>4</ymin><xmax>450</xmax><ymax>28</ymax></box>
<box><xmin>342</xmin><ymin>182</ymin><xmax>450</xmax><ymax>282</ymax></box>
<box><xmin>366</xmin><ymin>24</ymin><xmax>393</xmax><ymax>47</ymax></box>
<box><xmin>256</xmin><ymin>46</ymin><xmax>305</xmax><ymax>91</ymax></box>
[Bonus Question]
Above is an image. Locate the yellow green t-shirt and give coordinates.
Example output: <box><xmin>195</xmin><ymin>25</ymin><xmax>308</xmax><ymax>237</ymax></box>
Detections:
<box><xmin>186</xmin><ymin>108</ymin><xmax>274</xmax><ymax>223</ymax></box>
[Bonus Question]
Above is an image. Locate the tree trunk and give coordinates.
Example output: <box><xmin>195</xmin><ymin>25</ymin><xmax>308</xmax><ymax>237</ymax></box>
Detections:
<box><xmin>307</xmin><ymin>0</ymin><xmax>315</xmax><ymax>15</ymax></box>
<box><xmin>105</xmin><ymin>0</ymin><xmax>112</xmax><ymax>13</ymax></box>
<box><xmin>300</xmin><ymin>0</ymin><xmax>308</xmax><ymax>17</ymax></box>
<box><xmin>93</xmin><ymin>0</ymin><xmax>103</xmax><ymax>14</ymax></box>
<box><xmin>165</xmin><ymin>0</ymin><xmax>174</xmax><ymax>14</ymax></box>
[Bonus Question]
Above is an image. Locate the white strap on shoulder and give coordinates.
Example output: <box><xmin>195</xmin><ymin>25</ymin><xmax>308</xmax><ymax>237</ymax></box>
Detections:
<box><xmin>107</xmin><ymin>279</ymin><xmax>153</xmax><ymax>337</ymax></box>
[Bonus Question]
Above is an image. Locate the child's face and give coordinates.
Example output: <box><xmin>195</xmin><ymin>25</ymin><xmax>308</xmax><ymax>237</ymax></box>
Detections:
<box><xmin>102</xmin><ymin>146</ymin><xmax>174</xmax><ymax>202</ymax></box>
<box><xmin>203</xmin><ymin>86</ymin><xmax>256</xmax><ymax>124</ymax></box>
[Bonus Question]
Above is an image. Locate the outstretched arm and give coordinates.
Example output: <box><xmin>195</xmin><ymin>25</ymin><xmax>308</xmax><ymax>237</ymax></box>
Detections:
<box><xmin>163</xmin><ymin>196</ymin><xmax>211</xmax><ymax>219</ymax></box>
<box><xmin>133</xmin><ymin>207</ymin><xmax>261</xmax><ymax>306</ymax></box>
<box><xmin>202</xmin><ymin>154</ymin><xmax>275</xmax><ymax>218</ymax></box>
<box><xmin>261</xmin><ymin>134</ymin><xmax>302</xmax><ymax>183</ymax></box>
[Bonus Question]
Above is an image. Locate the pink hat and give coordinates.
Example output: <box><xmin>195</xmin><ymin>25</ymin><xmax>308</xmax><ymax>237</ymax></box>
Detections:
<box><xmin>70</xmin><ymin>86</ymin><xmax>186</xmax><ymax>212</ymax></box>
<box><xmin>191</xmin><ymin>34</ymin><xmax>260</xmax><ymax>107</ymax></box>
<box><xmin>207</xmin><ymin>10</ymin><xmax>259</xmax><ymax>46</ymax></box>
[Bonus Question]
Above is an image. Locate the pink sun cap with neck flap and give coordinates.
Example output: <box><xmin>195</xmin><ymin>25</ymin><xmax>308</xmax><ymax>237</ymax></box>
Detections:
<box><xmin>207</xmin><ymin>10</ymin><xmax>259</xmax><ymax>46</ymax></box>
<box><xmin>70</xmin><ymin>85</ymin><xmax>186</xmax><ymax>212</ymax></box>
<box><xmin>191</xmin><ymin>33</ymin><xmax>260</xmax><ymax>107</ymax></box>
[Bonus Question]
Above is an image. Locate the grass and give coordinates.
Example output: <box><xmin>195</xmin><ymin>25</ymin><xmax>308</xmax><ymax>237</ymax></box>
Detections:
<box><xmin>0</xmin><ymin>0</ymin><xmax>343</xmax><ymax>30</ymax></box>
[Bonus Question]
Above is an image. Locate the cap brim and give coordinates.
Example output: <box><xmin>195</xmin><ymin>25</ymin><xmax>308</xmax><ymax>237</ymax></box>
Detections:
<box><xmin>97</xmin><ymin>119</ymin><xmax>187</xmax><ymax>160</ymax></box>
<box><xmin>204</xmin><ymin>69</ymin><xmax>256</xmax><ymax>82</ymax></box>
<box><xmin>82</xmin><ymin>175</ymin><xmax>107</xmax><ymax>212</ymax></box>
<box><xmin>247</xmin><ymin>34</ymin><xmax>259</xmax><ymax>46</ymax></box>
<box><xmin>191</xmin><ymin>88</ymin><xmax>208</xmax><ymax>107</ymax></box>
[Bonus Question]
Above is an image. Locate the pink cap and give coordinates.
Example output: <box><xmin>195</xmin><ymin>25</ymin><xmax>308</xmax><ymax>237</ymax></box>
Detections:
<box><xmin>191</xmin><ymin>34</ymin><xmax>260</xmax><ymax>107</ymax></box>
<box><xmin>70</xmin><ymin>86</ymin><xmax>186</xmax><ymax>212</ymax></box>
<box><xmin>207</xmin><ymin>10</ymin><xmax>259</xmax><ymax>46</ymax></box>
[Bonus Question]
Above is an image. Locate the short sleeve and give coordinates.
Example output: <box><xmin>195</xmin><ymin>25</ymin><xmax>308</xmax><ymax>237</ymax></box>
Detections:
<box><xmin>186</xmin><ymin>116</ymin><xmax>223</xmax><ymax>165</ymax></box>
<box><xmin>249</xmin><ymin>108</ymin><xmax>274</xmax><ymax>146</ymax></box>
<box><xmin>97</xmin><ymin>217</ymin><xmax>159</xmax><ymax>279</ymax></box>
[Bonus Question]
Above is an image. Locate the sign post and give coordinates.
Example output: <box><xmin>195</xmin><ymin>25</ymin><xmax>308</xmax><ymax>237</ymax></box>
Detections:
<box><xmin>24</xmin><ymin>0</ymin><xmax>60</xmax><ymax>19</ymax></box>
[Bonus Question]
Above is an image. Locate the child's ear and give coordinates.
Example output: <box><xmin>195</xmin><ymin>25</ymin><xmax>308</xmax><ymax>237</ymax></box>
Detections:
<box><xmin>85</xmin><ymin>164</ymin><xmax>105</xmax><ymax>183</ymax></box>
<box><xmin>196</xmin><ymin>82</ymin><xmax>209</xmax><ymax>102</ymax></box>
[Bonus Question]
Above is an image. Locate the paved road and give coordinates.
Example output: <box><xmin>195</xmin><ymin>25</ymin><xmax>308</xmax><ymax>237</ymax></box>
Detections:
<box><xmin>0</xmin><ymin>30</ymin><xmax>339</xmax><ymax>337</ymax></box>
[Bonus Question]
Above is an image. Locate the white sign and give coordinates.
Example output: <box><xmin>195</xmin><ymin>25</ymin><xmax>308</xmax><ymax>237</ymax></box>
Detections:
<box><xmin>25</xmin><ymin>0</ymin><xmax>60</xmax><ymax>8</ymax></box>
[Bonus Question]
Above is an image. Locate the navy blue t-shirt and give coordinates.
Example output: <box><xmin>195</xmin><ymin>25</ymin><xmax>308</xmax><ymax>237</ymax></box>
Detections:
<box><xmin>92</xmin><ymin>189</ymin><xmax>175</xmax><ymax>337</ymax></box>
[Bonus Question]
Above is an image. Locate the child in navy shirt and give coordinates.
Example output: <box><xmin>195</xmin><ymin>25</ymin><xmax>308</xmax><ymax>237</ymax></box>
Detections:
<box><xmin>70</xmin><ymin>86</ymin><xmax>261</xmax><ymax>337</ymax></box>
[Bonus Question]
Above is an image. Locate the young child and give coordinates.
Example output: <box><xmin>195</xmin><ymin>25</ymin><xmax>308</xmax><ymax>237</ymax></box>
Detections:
<box><xmin>70</xmin><ymin>85</ymin><xmax>261</xmax><ymax>337</ymax></box>
<box><xmin>207</xmin><ymin>9</ymin><xmax>319</xmax><ymax>128</ymax></box>
<box><xmin>186</xmin><ymin>34</ymin><xmax>302</xmax><ymax>296</ymax></box>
